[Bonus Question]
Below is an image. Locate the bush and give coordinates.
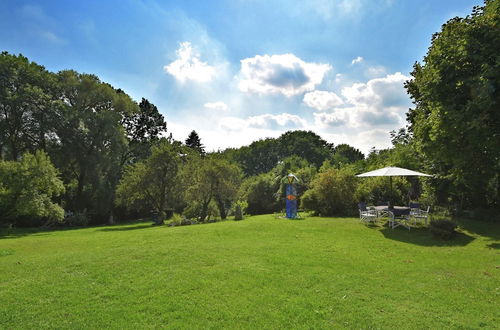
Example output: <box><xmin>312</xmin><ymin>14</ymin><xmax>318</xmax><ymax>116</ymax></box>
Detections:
<box><xmin>300</xmin><ymin>167</ymin><xmax>358</xmax><ymax>216</ymax></box>
<box><xmin>62</xmin><ymin>212</ymin><xmax>89</xmax><ymax>227</ymax></box>
<box><xmin>167</xmin><ymin>213</ymin><xmax>198</xmax><ymax>227</ymax></box>
<box><xmin>233</xmin><ymin>204</ymin><xmax>243</xmax><ymax>221</ymax></box>
<box><xmin>231</xmin><ymin>200</ymin><xmax>247</xmax><ymax>220</ymax></box>
<box><xmin>239</xmin><ymin>174</ymin><xmax>279</xmax><ymax>215</ymax></box>
<box><xmin>429</xmin><ymin>219</ymin><xmax>457</xmax><ymax>240</ymax></box>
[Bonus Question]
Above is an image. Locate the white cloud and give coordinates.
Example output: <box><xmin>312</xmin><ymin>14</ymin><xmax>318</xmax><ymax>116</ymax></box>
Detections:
<box><xmin>313</xmin><ymin>112</ymin><xmax>348</xmax><ymax>128</ymax></box>
<box><xmin>238</xmin><ymin>54</ymin><xmax>331</xmax><ymax>97</ymax></box>
<box><xmin>218</xmin><ymin>113</ymin><xmax>306</xmax><ymax>131</ymax></box>
<box><xmin>303</xmin><ymin>90</ymin><xmax>344</xmax><ymax>111</ymax></box>
<box><xmin>351</xmin><ymin>56</ymin><xmax>364</xmax><ymax>65</ymax></box>
<box><xmin>248</xmin><ymin>113</ymin><xmax>307</xmax><ymax>129</ymax></box>
<box><xmin>341</xmin><ymin>72</ymin><xmax>409</xmax><ymax>107</ymax></box>
<box><xmin>204</xmin><ymin>101</ymin><xmax>229</xmax><ymax>112</ymax></box>
<box><xmin>164</xmin><ymin>42</ymin><xmax>216</xmax><ymax>83</ymax></box>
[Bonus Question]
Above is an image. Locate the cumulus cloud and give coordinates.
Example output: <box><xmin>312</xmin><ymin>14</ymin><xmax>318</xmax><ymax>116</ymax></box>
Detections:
<box><xmin>341</xmin><ymin>72</ymin><xmax>409</xmax><ymax>107</ymax></box>
<box><xmin>238</xmin><ymin>54</ymin><xmax>331</xmax><ymax>97</ymax></box>
<box><xmin>204</xmin><ymin>101</ymin><xmax>229</xmax><ymax>112</ymax></box>
<box><xmin>303</xmin><ymin>90</ymin><xmax>344</xmax><ymax>111</ymax></box>
<box><xmin>219</xmin><ymin>113</ymin><xmax>306</xmax><ymax>131</ymax></box>
<box><xmin>164</xmin><ymin>42</ymin><xmax>216</xmax><ymax>83</ymax></box>
<box><xmin>351</xmin><ymin>56</ymin><xmax>364</xmax><ymax>65</ymax></box>
<box><xmin>247</xmin><ymin>113</ymin><xmax>307</xmax><ymax>129</ymax></box>
<box><xmin>313</xmin><ymin>112</ymin><xmax>348</xmax><ymax>128</ymax></box>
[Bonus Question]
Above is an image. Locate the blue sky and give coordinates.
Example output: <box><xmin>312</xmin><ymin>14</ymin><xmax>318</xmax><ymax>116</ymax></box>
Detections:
<box><xmin>0</xmin><ymin>0</ymin><xmax>480</xmax><ymax>153</ymax></box>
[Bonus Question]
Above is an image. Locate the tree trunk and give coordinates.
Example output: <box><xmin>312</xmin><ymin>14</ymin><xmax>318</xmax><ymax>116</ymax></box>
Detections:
<box><xmin>200</xmin><ymin>198</ymin><xmax>211</xmax><ymax>222</ymax></box>
<box><xmin>216</xmin><ymin>195</ymin><xmax>226</xmax><ymax>220</ymax></box>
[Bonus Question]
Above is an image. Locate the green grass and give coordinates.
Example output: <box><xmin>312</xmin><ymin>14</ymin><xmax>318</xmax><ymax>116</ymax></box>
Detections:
<box><xmin>1</xmin><ymin>215</ymin><xmax>499</xmax><ymax>329</ymax></box>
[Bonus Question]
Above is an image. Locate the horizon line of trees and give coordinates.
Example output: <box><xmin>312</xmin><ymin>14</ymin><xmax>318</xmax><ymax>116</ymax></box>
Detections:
<box><xmin>1</xmin><ymin>0</ymin><xmax>499</xmax><ymax>227</ymax></box>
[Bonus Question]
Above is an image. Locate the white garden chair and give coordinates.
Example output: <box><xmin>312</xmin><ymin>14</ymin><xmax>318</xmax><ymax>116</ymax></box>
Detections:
<box><xmin>358</xmin><ymin>203</ymin><xmax>377</xmax><ymax>224</ymax></box>
<box><xmin>388</xmin><ymin>209</ymin><xmax>411</xmax><ymax>230</ymax></box>
<box><xmin>410</xmin><ymin>205</ymin><xmax>430</xmax><ymax>225</ymax></box>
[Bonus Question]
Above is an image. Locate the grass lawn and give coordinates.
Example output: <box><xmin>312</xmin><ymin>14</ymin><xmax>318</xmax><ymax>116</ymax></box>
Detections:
<box><xmin>1</xmin><ymin>215</ymin><xmax>499</xmax><ymax>329</ymax></box>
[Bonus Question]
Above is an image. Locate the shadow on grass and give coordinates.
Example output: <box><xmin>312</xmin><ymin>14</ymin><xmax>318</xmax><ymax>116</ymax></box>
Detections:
<box><xmin>0</xmin><ymin>219</ymin><xmax>154</xmax><ymax>239</ymax></box>
<box><xmin>453</xmin><ymin>217</ymin><xmax>500</xmax><ymax>241</ymax></box>
<box><xmin>486</xmin><ymin>242</ymin><xmax>500</xmax><ymax>249</ymax></box>
<box><xmin>0</xmin><ymin>228</ymin><xmax>52</xmax><ymax>240</ymax></box>
<box><xmin>97</xmin><ymin>223</ymin><xmax>154</xmax><ymax>232</ymax></box>
<box><xmin>379</xmin><ymin>225</ymin><xmax>475</xmax><ymax>247</ymax></box>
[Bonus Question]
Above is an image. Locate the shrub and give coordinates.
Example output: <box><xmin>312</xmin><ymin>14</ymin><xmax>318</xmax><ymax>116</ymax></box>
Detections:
<box><xmin>167</xmin><ymin>213</ymin><xmax>198</xmax><ymax>227</ymax></box>
<box><xmin>300</xmin><ymin>167</ymin><xmax>358</xmax><ymax>216</ymax></box>
<box><xmin>233</xmin><ymin>204</ymin><xmax>243</xmax><ymax>221</ymax></box>
<box><xmin>429</xmin><ymin>219</ymin><xmax>457</xmax><ymax>240</ymax></box>
<box><xmin>231</xmin><ymin>200</ymin><xmax>247</xmax><ymax>221</ymax></box>
<box><xmin>63</xmin><ymin>212</ymin><xmax>89</xmax><ymax>227</ymax></box>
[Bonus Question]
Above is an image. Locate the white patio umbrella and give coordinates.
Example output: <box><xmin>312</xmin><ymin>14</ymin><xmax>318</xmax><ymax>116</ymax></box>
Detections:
<box><xmin>356</xmin><ymin>166</ymin><xmax>432</xmax><ymax>203</ymax></box>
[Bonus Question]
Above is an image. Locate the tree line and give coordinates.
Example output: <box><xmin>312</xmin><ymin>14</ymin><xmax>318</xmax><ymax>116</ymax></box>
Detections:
<box><xmin>1</xmin><ymin>0</ymin><xmax>499</xmax><ymax>227</ymax></box>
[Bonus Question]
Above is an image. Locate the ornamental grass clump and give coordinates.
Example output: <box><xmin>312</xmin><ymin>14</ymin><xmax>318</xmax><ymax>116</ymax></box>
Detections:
<box><xmin>429</xmin><ymin>219</ymin><xmax>457</xmax><ymax>240</ymax></box>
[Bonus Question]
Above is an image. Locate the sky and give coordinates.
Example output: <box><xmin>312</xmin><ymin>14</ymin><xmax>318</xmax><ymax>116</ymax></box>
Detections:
<box><xmin>0</xmin><ymin>0</ymin><xmax>481</xmax><ymax>154</ymax></box>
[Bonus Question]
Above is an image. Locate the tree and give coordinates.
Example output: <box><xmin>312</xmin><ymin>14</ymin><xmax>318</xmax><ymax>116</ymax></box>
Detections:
<box><xmin>239</xmin><ymin>173</ymin><xmax>280</xmax><ymax>215</ymax></box>
<box><xmin>122</xmin><ymin>97</ymin><xmax>167</xmax><ymax>161</ymax></box>
<box><xmin>182</xmin><ymin>155</ymin><xmax>242</xmax><ymax>220</ymax></box>
<box><xmin>52</xmin><ymin>70</ymin><xmax>138</xmax><ymax>221</ymax></box>
<box><xmin>0</xmin><ymin>151</ymin><xmax>65</xmax><ymax>226</ymax></box>
<box><xmin>301</xmin><ymin>167</ymin><xmax>358</xmax><ymax>216</ymax></box>
<box><xmin>0</xmin><ymin>52</ymin><xmax>58</xmax><ymax>160</ymax></box>
<box><xmin>116</xmin><ymin>141</ymin><xmax>183</xmax><ymax>224</ymax></box>
<box><xmin>227</xmin><ymin>130</ymin><xmax>334</xmax><ymax>176</ymax></box>
<box><xmin>330</xmin><ymin>144</ymin><xmax>364</xmax><ymax>168</ymax></box>
<box><xmin>405</xmin><ymin>0</ymin><xmax>500</xmax><ymax>209</ymax></box>
<box><xmin>185</xmin><ymin>130</ymin><xmax>205</xmax><ymax>155</ymax></box>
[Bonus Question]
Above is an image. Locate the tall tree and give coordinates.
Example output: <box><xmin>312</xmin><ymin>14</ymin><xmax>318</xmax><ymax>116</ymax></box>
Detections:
<box><xmin>331</xmin><ymin>144</ymin><xmax>364</xmax><ymax>168</ymax></box>
<box><xmin>0</xmin><ymin>52</ymin><xmax>58</xmax><ymax>160</ymax></box>
<box><xmin>185</xmin><ymin>130</ymin><xmax>205</xmax><ymax>155</ymax></box>
<box><xmin>405</xmin><ymin>0</ymin><xmax>500</xmax><ymax>208</ymax></box>
<box><xmin>53</xmin><ymin>70</ymin><xmax>138</xmax><ymax>220</ymax></box>
<box><xmin>122</xmin><ymin>97</ymin><xmax>167</xmax><ymax>161</ymax></box>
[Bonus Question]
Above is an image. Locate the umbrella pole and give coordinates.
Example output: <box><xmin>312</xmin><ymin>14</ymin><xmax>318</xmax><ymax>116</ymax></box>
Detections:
<box><xmin>390</xmin><ymin>176</ymin><xmax>393</xmax><ymax>206</ymax></box>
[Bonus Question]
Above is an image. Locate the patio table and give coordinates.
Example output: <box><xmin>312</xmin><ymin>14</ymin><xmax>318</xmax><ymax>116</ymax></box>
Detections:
<box><xmin>372</xmin><ymin>205</ymin><xmax>411</xmax><ymax>229</ymax></box>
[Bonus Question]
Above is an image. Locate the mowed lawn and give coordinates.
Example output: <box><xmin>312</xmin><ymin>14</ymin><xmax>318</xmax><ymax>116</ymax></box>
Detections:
<box><xmin>1</xmin><ymin>215</ymin><xmax>499</xmax><ymax>329</ymax></box>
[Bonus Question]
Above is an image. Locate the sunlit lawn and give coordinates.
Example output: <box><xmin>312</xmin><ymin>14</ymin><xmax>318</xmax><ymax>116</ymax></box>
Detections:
<box><xmin>1</xmin><ymin>215</ymin><xmax>499</xmax><ymax>329</ymax></box>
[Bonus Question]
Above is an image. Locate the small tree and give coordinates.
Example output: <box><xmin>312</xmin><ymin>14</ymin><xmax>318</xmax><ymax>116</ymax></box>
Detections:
<box><xmin>301</xmin><ymin>167</ymin><xmax>358</xmax><ymax>216</ymax></box>
<box><xmin>116</xmin><ymin>141</ymin><xmax>183</xmax><ymax>225</ymax></box>
<box><xmin>185</xmin><ymin>130</ymin><xmax>205</xmax><ymax>155</ymax></box>
<box><xmin>0</xmin><ymin>151</ymin><xmax>65</xmax><ymax>226</ymax></box>
<box><xmin>182</xmin><ymin>155</ymin><xmax>242</xmax><ymax>221</ymax></box>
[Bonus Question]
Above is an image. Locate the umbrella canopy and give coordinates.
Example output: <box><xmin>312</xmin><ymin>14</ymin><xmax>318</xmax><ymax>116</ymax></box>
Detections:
<box><xmin>356</xmin><ymin>166</ymin><xmax>432</xmax><ymax>205</ymax></box>
<box><xmin>356</xmin><ymin>166</ymin><xmax>432</xmax><ymax>177</ymax></box>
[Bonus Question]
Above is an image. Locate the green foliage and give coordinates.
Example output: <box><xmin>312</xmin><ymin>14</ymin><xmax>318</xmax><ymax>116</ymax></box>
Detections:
<box><xmin>232</xmin><ymin>200</ymin><xmax>247</xmax><ymax>220</ymax></box>
<box><xmin>53</xmin><ymin>70</ymin><xmax>138</xmax><ymax>221</ymax></box>
<box><xmin>122</xmin><ymin>97</ymin><xmax>167</xmax><ymax>162</ymax></box>
<box><xmin>227</xmin><ymin>130</ymin><xmax>333</xmax><ymax>176</ymax></box>
<box><xmin>62</xmin><ymin>211</ymin><xmax>89</xmax><ymax>227</ymax></box>
<box><xmin>116</xmin><ymin>141</ymin><xmax>183</xmax><ymax>225</ymax></box>
<box><xmin>301</xmin><ymin>167</ymin><xmax>358</xmax><ymax>216</ymax></box>
<box><xmin>429</xmin><ymin>219</ymin><xmax>458</xmax><ymax>240</ymax></box>
<box><xmin>185</xmin><ymin>130</ymin><xmax>205</xmax><ymax>155</ymax></box>
<box><xmin>0</xmin><ymin>151</ymin><xmax>64</xmax><ymax>226</ymax></box>
<box><xmin>0</xmin><ymin>52</ymin><xmax>59</xmax><ymax>160</ymax></box>
<box><xmin>405</xmin><ymin>0</ymin><xmax>500</xmax><ymax>209</ymax></box>
<box><xmin>239</xmin><ymin>173</ymin><xmax>279</xmax><ymax>215</ymax></box>
<box><xmin>182</xmin><ymin>155</ymin><xmax>242</xmax><ymax>221</ymax></box>
<box><xmin>330</xmin><ymin>144</ymin><xmax>364</xmax><ymax>168</ymax></box>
